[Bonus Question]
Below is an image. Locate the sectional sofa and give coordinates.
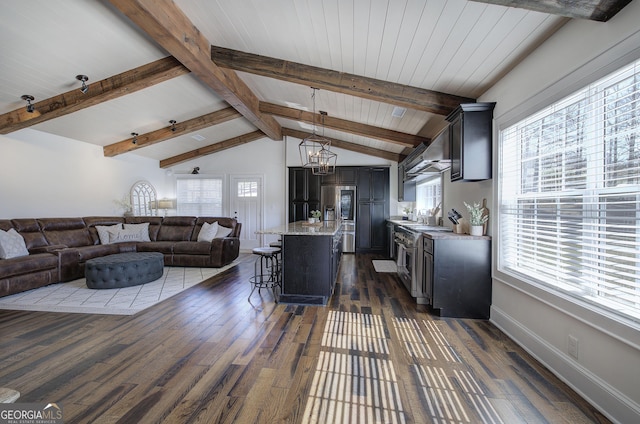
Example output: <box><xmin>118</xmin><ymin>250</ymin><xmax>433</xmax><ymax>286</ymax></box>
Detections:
<box><xmin>0</xmin><ymin>216</ymin><xmax>241</xmax><ymax>298</ymax></box>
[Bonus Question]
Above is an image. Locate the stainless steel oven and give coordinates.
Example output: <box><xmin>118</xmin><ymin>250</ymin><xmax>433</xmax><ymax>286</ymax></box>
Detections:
<box><xmin>394</xmin><ymin>226</ymin><xmax>421</xmax><ymax>295</ymax></box>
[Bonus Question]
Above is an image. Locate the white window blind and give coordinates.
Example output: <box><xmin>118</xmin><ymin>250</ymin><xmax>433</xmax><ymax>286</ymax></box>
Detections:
<box><xmin>176</xmin><ymin>177</ymin><xmax>223</xmax><ymax>216</ymax></box>
<box><xmin>499</xmin><ymin>59</ymin><xmax>640</xmax><ymax>324</ymax></box>
<box><xmin>416</xmin><ymin>177</ymin><xmax>442</xmax><ymax>215</ymax></box>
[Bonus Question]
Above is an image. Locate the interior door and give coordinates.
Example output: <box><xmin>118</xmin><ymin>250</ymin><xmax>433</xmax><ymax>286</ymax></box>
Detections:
<box><xmin>230</xmin><ymin>175</ymin><xmax>263</xmax><ymax>251</ymax></box>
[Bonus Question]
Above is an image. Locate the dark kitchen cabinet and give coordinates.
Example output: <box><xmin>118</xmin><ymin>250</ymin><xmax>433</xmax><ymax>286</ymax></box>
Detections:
<box><xmin>446</xmin><ymin>102</ymin><xmax>495</xmax><ymax>182</ymax></box>
<box><xmin>280</xmin><ymin>226</ymin><xmax>343</xmax><ymax>305</ymax></box>
<box><xmin>423</xmin><ymin>236</ymin><xmax>491</xmax><ymax>319</ymax></box>
<box><xmin>338</xmin><ymin>167</ymin><xmax>357</xmax><ymax>185</ymax></box>
<box><xmin>289</xmin><ymin>167</ymin><xmax>321</xmax><ymax>222</ymax></box>
<box><xmin>321</xmin><ymin>166</ymin><xmax>358</xmax><ymax>186</ymax></box>
<box><xmin>356</xmin><ymin>167</ymin><xmax>389</xmax><ymax>252</ymax></box>
<box><xmin>397</xmin><ymin>164</ymin><xmax>416</xmax><ymax>202</ymax></box>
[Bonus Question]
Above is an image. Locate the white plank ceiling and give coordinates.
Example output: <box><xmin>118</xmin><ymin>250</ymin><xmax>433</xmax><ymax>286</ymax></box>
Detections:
<box><xmin>0</xmin><ymin>0</ymin><xmax>570</xmax><ymax>165</ymax></box>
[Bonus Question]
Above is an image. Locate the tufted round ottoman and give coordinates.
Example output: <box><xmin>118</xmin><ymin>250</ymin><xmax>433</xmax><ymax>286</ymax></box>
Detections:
<box><xmin>85</xmin><ymin>252</ymin><xmax>164</xmax><ymax>289</ymax></box>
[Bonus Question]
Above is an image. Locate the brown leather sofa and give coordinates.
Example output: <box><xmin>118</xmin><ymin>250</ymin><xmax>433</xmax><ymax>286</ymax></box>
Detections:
<box><xmin>0</xmin><ymin>216</ymin><xmax>241</xmax><ymax>297</ymax></box>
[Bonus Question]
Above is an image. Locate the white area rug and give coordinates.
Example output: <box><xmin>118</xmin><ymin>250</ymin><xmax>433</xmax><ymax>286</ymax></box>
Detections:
<box><xmin>372</xmin><ymin>260</ymin><xmax>397</xmax><ymax>273</ymax></box>
<box><xmin>0</xmin><ymin>262</ymin><xmax>238</xmax><ymax>316</ymax></box>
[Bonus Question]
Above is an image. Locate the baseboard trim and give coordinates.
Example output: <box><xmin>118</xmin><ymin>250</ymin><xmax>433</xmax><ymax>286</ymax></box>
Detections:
<box><xmin>491</xmin><ymin>305</ymin><xmax>639</xmax><ymax>424</ymax></box>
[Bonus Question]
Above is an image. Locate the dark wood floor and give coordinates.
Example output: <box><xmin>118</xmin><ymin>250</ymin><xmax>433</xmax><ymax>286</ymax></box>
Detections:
<box><xmin>0</xmin><ymin>253</ymin><xmax>610</xmax><ymax>423</ymax></box>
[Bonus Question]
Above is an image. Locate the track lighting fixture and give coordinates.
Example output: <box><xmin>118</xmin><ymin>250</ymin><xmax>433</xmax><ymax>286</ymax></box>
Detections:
<box><xmin>21</xmin><ymin>95</ymin><xmax>35</xmax><ymax>113</ymax></box>
<box><xmin>76</xmin><ymin>75</ymin><xmax>89</xmax><ymax>94</ymax></box>
<box><xmin>169</xmin><ymin>120</ymin><xmax>177</xmax><ymax>132</ymax></box>
<box><xmin>131</xmin><ymin>132</ymin><xmax>138</xmax><ymax>144</ymax></box>
<box><xmin>191</xmin><ymin>167</ymin><xmax>200</xmax><ymax>175</ymax></box>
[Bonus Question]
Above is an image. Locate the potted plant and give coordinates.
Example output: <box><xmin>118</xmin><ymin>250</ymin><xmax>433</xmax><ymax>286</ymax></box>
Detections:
<box><xmin>114</xmin><ymin>195</ymin><xmax>133</xmax><ymax>217</ymax></box>
<box><xmin>309</xmin><ymin>210</ymin><xmax>322</xmax><ymax>224</ymax></box>
<box><xmin>464</xmin><ymin>201</ymin><xmax>488</xmax><ymax>236</ymax></box>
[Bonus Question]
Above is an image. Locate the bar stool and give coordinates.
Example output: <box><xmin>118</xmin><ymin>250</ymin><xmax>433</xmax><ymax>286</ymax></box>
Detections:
<box><xmin>249</xmin><ymin>246</ymin><xmax>281</xmax><ymax>302</ymax></box>
<box><xmin>269</xmin><ymin>238</ymin><xmax>282</xmax><ymax>267</ymax></box>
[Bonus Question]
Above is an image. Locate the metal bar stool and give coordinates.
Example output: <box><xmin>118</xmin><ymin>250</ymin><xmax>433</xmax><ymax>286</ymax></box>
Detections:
<box><xmin>249</xmin><ymin>246</ymin><xmax>281</xmax><ymax>302</ymax></box>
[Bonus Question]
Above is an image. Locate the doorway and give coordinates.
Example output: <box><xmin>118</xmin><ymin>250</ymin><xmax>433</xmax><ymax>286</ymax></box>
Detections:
<box><xmin>230</xmin><ymin>175</ymin><xmax>263</xmax><ymax>251</ymax></box>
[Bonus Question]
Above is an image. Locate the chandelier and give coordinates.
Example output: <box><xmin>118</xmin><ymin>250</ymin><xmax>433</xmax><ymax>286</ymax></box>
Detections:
<box><xmin>298</xmin><ymin>88</ymin><xmax>337</xmax><ymax>175</ymax></box>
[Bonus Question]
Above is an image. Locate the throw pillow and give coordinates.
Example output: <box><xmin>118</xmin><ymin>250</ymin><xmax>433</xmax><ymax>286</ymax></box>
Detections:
<box><xmin>95</xmin><ymin>224</ymin><xmax>122</xmax><ymax>245</ymax></box>
<box><xmin>123</xmin><ymin>222</ymin><xmax>151</xmax><ymax>242</ymax></box>
<box><xmin>0</xmin><ymin>228</ymin><xmax>30</xmax><ymax>259</ymax></box>
<box><xmin>108</xmin><ymin>227</ymin><xmax>148</xmax><ymax>244</ymax></box>
<box><xmin>197</xmin><ymin>222</ymin><xmax>219</xmax><ymax>242</ymax></box>
<box><xmin>214</xmin><ymin>225</ymin><xmax>233</xmax><ymax>239</ymax></box>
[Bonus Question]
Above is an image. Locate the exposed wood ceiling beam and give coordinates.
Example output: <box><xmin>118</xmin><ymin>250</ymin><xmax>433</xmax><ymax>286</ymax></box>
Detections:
<box><xmin>211</xmin><ymin>46</ymin><xmax>474</xmax><ymax>116</ymax></box>
<box><xmin>0</xmin><ymin>56</ymin><xmax>189</xmax><ymax>135</ymax></box>
<box><xmin>282</xmin><ymin>128</ymin><xmax>403</xmax><ymax>163</ymax></box>
<box><xmin>109</xmin><ymin>0</ymin><xmax>282</xmax><ymax>140</ymax></box>
<box><xmin>160</xmin><ymin>130</ymin><xmax>264</xmax><ymax>168</ymax></box>
<box><xmin>103</xmin><ymin>107</ymin><xmax>242</xmax><ymax>157</ymax></box>
<box><xmin>260</xmin><ymin>102</ymin><xmax>428</xmax><ymax>149</ymax></box>
<box><xmin>469</xmin><ymin>0</ymin><xmax>631</xmax><ymax>22</ymax></box>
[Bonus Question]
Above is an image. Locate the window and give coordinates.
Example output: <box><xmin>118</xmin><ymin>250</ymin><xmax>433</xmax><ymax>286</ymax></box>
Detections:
<box><xmin>237</xmin><ymin>181</ymin><xmax>258</xmax><ymax>197</ymax></box>
<box><xmin>499</xmin><ymin>59</ymin><xmax>640</xmax><ymax>324</ymax></box>
<box><xmin>176</xmin><ymin>177</ymin><xmax>223</xmax><ymax>216</ymax></box>
<box><xmin>416</xmin><ymin>176</ymin><xmax>442</xmax><ymax>217</ymax></box>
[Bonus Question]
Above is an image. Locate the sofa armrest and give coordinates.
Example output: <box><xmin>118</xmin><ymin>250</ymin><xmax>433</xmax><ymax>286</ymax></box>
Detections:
<box><xmin>29</xmin><ymin>244</ymin><xmax>68</xmax><ymax>254</ymax></box>
<box><xmin>211</xmin><ymin>237</ymin><xmax>240</xmax><ymax>267</ymax></box>
<box><xmin>56</xmin><ymin>247</ymin><xmax>81</xmax><ymax>281</ymax></box>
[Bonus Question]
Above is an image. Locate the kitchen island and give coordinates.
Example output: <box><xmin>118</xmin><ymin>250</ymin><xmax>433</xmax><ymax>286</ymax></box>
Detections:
<box><xmin>258</xmin><ymin>220</ymin><xmax>343</xmax><ymax>304</ymax></box>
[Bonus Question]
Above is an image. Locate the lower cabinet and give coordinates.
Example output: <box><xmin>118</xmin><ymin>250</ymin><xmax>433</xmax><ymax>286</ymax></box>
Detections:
<box><xmin>281</xmin><ymin>232</ymin><xmax>342</xmax><ymax>305</ymax></box>
<box><xmin>423</xmin><ymin>236</ymin><xmax>491</xmax><ymax>319</ymax></box>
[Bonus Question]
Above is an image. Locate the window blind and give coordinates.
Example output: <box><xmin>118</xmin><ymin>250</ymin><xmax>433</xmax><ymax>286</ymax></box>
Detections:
<box><xmin>499</xmin><ymin>59</ymin><xmax>640</xmax><ymax>324</ymax></box>
<box><xmin>176</xmin><ymin>177</ymin><xmax>223</xmax><ymax>216</ymax></box>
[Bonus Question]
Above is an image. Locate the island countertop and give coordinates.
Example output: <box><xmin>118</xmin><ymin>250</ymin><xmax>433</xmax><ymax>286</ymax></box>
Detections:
<box><xmin>257</xmin><ymin>220</ymin><xmax>342</xmax><ymax>236</ymax></box>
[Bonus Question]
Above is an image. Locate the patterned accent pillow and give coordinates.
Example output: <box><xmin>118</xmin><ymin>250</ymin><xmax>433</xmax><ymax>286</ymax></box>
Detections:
<box><xmin>0</xmin><ymin>228</ymin><xmax>29</xmax><ymax>259</ymax></box>
<box><xmin>197</xmin><ymin>222</ymin><xmax>219</xmax><ymax>242</ymax></box>
<box><xmin>108</xmin><ymin>227</ymin><xmax>148</xmax><ymax>244</ymax></box>
<box><xmin>123</xmin><ymin>223</ymin><xmax>151</xmax><ymax>242</ymax></box>
<box><xmin>95</xmin><ymin>224</ymin><xmax>122</xmax><ymax>245</ymax></box>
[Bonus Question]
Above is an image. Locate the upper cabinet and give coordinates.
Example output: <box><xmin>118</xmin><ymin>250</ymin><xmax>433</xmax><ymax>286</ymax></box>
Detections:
<box><xmin>397</xmin><ymin>164</ymin><xmax>416</xmax><ymax>202</ymax></box>
<box><xmin>446</xmin><ymin>102</ymin><xmax>495</xmax><ymax>182</ymax></box>
<box><xmin>322</xmin><ymin>166</ymin><xmax>357</xmax><ymax>186</ymax></box>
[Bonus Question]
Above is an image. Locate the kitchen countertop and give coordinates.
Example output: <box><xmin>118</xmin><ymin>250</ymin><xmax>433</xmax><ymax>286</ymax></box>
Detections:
<box><xmin>257</xmin><ymin>220</ymin><xmax>342</xmax><ymax>236</ymax></box>
<box><xmin>388</xmin><ymin>219</ymin><xmax>491</xmax><ymax>240</ymax></box>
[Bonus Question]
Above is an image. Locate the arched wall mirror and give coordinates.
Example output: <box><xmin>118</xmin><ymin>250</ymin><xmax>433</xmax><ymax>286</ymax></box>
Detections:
<box><xmin>130</xmin><ymin>180</ymin><xmax>157</xmax><ymax>216</ymax></box>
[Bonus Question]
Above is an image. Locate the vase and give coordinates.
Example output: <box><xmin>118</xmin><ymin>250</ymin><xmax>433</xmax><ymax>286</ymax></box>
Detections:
<box><xmin>308</xmin><ymin>217</ymin><xmax>316</xmax><ymax>224</ymax></box>
<box><xmin>470</xmin><ymin>225</ymin><xmax>483</xmax><ymax>236</ymax></box>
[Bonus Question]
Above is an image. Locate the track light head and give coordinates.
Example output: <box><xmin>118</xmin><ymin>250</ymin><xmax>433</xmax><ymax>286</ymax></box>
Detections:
<box><xmin>76</xmin><ymin>75</ymin><xmax>89</xmax><ymax>94</ymax></box>
<box><xmin>131</xmin><ymin>132</ymin><xmax>138</xmax><ymax>144</ymax></box>
<box><xmin>191</xmin><ymin>167</ymin><xmax>200</xmax><ymax>175</ymax></box>
<box><xmin>169</xmin><ymin>120</ymin><xmax>177</xmax><ymax>132</ymax></box>
<box><xmin>21</xmin><ymin>95</ymin><xmax>35</xmax><ymax>113</ymax></box>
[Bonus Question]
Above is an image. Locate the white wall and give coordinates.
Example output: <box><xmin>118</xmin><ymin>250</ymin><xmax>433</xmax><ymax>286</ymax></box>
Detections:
<box><xmin>477</xmin><ymin>2</ymin><xmax>640</xmax><ymax>423</ymax></box>
<box><xmin>0</xmin><ymin>129</ymin><xmax>169</xmax><ymax>218</ymax></box>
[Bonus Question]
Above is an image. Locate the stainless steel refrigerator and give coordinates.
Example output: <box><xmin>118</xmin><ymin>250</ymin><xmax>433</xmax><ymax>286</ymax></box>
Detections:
<box><xmin>321</xmin><ymin>185</ymin><xmax>356</xmax><ymax>252</ymax></box>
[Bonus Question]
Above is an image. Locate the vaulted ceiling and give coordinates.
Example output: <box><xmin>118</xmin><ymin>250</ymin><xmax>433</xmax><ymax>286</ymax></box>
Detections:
<box><xmin>0</xmin><ymin>0</ymin><xmax>632</xmax><ymax>167</ymax></box>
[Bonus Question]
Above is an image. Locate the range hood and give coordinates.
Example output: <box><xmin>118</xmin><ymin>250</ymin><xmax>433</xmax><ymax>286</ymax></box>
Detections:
<box><xmin>403</xmin><ymin>126</ymin><xmax>450</xmax><ymax>179</ymax></box>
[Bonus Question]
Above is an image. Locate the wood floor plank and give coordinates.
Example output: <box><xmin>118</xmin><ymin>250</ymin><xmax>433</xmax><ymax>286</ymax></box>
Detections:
<box><xmin>0</xmin><ymin>252</ymin><xmax>611</xmax><ymax>423</ymax></box>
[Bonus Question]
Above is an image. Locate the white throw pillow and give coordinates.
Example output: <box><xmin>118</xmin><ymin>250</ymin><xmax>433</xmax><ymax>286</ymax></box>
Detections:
<box><xmin>197</xmin><ymin>222</ymin><xmax>219</xmax><ymax>242</ymax></box>
<box><xmin>108</xmin><ymin>227</ymin><xmax>147</xmax><ymax>244</ymax></box>
<box><xmin>214</xmin><ymin>225</ymin><xmax>233</xmax><ymax>239</ymax></box>
<box><xmin>123</xmin><ymin>222</ymin><xmax>151</xmax><ymax>242</ymax></box>
<box><xmin>0</xmin><ymin>228</ymin><xmax>29</xmax><ymax>259</ymax></box>
<box><xmin>95</xmin><ymin>224</ymin><xmax>122</xmax><ymax>245</ymax></box>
